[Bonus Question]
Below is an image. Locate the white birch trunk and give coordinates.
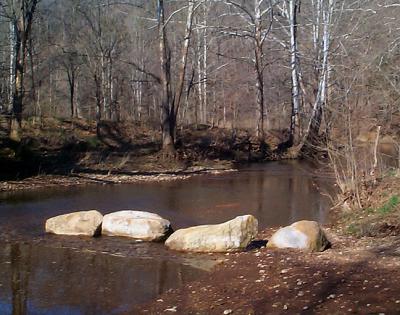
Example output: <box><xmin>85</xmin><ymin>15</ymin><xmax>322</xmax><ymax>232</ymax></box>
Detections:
<box><xmin>202</xmin><ymin>4</ymin><xmax>208</xmax><ymax>124</ymax></box>
<box><xmin>288</xmin><ymin>0</ymin><xmax>301</xmax><ymax>144</ymax></box>
<box><xmin>173</xmin><ymin>0</ymin><xmax>196</xmax><ymax>118</ymax></box>
<box><xmin>196</xmin><ymin>14</ymin><xmax>203</xmax><ymax>125</ymax></box>
<box><xmin>254</xmin><ymin>0</ymin><xmax>265</xmax><ymax>143</ymax></box>
<box><xmin>303</xmin><ymin>0</ymin><xmax>334</xmax><ymax>145</ymax></box>
<box><xmin>8</xmin><ymin>20</ymin><xmax>17</xmax><ymax>112</ymax></box>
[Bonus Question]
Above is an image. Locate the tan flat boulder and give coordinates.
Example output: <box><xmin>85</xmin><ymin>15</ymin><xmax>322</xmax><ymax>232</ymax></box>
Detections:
<box><xmin>102</xmin><ymin>210</ymin><xmax>171</xmax><ymax>241</ymax></box>
<box><xmin>267</xmin><ymin>220</ymin><xmax>329</xmax><ymax>252</ymax></box>
<box><xmin>165</xmin><ymin>215</ymin><xmax>258</xmax><ymax>252</ymax></box>
<box><xmin>45</xmin><ymin>210</ymin><xmax>103</xmax><ymax>236</ymax></box>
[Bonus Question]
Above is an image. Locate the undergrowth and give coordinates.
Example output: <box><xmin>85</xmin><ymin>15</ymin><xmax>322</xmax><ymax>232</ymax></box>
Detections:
<box><xmin>345</xmin><ymin>194</ymin><xmax>400</xmax><ymax>237</ymax></box>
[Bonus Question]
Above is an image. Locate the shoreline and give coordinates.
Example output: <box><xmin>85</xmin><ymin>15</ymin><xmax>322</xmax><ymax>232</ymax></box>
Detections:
<box><xmin>0</xmin><ymin>166</ymin><xmax>237</xmax><ymax>193</ymax></box>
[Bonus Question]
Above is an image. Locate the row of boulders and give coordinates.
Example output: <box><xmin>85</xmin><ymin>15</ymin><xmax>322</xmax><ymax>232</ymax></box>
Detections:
<box><xmin>45</xmin><ymin>210</ymin><xmax>329</xmax><ymax>252</ymax></box>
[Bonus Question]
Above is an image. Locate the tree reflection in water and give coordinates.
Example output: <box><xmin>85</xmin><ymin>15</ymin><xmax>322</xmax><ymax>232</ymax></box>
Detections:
<box><xmin>1</xmin><ymin>242</ymin><xmax>206</xmax><ymax>315</ymax></box>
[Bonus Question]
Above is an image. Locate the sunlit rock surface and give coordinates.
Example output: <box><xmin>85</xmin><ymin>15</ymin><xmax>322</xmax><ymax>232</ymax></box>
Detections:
<box><xmin>45</xmin><ymin>210</ymin><xmax>103</xmax><ymax>236</ymax></box>
<box><xmin>165</xmin><ymin>215</ymin><xmax>258</xmax><ymax>252</ymax></box>
<box><xmin>102</xmin><ymin>210</ymin><xmax>171</xmax><ymax>241</ymax></box>
<box><xmin>267</xmin><ymin>220</ymin><xmax>329</xmax><ymax>252</ymax></box>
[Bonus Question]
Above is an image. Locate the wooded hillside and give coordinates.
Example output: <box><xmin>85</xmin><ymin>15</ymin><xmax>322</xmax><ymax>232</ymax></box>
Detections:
<box><xmin>0</xmin><ymin>1</ymin><xmax>398</xmax><ymax>153</ymax></box>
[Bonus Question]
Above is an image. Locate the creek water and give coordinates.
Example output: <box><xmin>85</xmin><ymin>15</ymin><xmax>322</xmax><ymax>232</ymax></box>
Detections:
<box><xmin>0</xmin><ymin>161</ymin><xmax>333</xmax><ymax>314</ymax></box>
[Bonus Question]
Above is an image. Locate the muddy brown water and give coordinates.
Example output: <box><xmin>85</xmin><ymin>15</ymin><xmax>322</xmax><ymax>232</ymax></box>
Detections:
<box><xmin>0</xmin><ymin>161</ymin><xmax>333</xmax><ymax>314</ymax></box>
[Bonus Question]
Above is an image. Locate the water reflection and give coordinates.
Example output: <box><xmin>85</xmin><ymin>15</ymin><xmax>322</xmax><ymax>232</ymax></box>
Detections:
<box><xmin>0</xmin><ymin>242</ymin><xmax>205</xmax><ymax>315</ymax></box>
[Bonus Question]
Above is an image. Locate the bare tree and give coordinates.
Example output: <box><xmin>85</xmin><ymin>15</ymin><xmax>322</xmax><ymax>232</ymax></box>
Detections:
<box><xmin>78</xmin><ymin>0</ymin><xmax>126</xmax><ymax>121</ymax></box>
<box><xmin>157</xmin><ymin>0</ymin><xmax>201</xmax><ymax>154</ymax></box>
<box><xmin>287</xmin><ymin>0</ymin><xmax>301</xmax><ymax>145</ymax></box>
<box><xmin>2</xmin><ymin>0</ymin><xmax>39</xmax><ymax>141</ymax></box>
<box><xmin>267</xmin><ymin>0</ymin><xmax>302</xmax><ymax>147</ymax></box>
<box><xmin>158</xmin><ymin>0</ymin><xmax>174</xmax><ymax>153</ymax></box>
<box><xmin>58</xmin><ymin>50</ymin><xmax>82</xmax><ymax>118</ymax></box>
<box><xmin>301</xmin><ymin>0</ymin><xmax>335</xmax><ymax>150</ymax></box>
<box><xmin>221</xmin><ymin>0</ymin><xmax>274</xmax><ymax>153</ymax></box>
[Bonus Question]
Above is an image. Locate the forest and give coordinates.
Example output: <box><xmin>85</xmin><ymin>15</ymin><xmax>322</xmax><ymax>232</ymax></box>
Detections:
<box><xmin>0</xmin><ymin>1</ymin><xmax>397</xmax><ymax>137</ymax></box>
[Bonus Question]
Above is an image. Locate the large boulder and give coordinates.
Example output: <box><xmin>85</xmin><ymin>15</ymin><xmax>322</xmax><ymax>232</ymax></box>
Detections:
<box><xmin>45</xmin><ymin>210</ymin><xmax>103</xmax><ymax>236</ymax></box>
<box><xmin>267</xmin><ymin>220</ymin><xmax>329</xmax><ymax>252</ymax></box>
<box><xmin>165</xmin><ymin>215</ymin><xmax>258</xmax><ymax>252</ymax></box>
<box><xmin>102</xmin><ymin>210</ymin><xmax>171</xmax><ymax>241</ymax></box>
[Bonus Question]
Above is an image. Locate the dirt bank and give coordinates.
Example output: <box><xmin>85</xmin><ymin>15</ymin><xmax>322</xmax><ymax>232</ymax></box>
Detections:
<box><xmin>0</xmin><ymin>118</ymin><xmax>288</xmax><ymax>192</ymax></box>
<box><xmin>134</xmin><ymin>228</ymin><xmax>400</xmax><ymax>314</ymax></box>
<box><xmin>0</xmin><ymin>118</ymin><xmax>287</xmax><ymax>182</ymax></box>
<box><xmin>334</xmin><ymin>170</ymin><xmax>400</xmax><ymax>238</ymax></box>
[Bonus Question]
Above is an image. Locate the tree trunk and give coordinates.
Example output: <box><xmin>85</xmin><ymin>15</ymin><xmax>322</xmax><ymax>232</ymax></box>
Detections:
<box><xmin>108</xmin><ymin>53</ymin><xmax>114</xmax><ymax>120</ymax></box>
<box><xmin>67</xmin><ymin>69</ymin><xmax>77</xmax><ymax>118</ymax></box>
<box><xmin>9</xmin><ymin>20</ymin><xmax>17</xmax><ymax>113</ymax></box>
<box><xmin>10</xmin><ymin>19</ymin><xmax>25</xmax><ymax>142</ymax></box>
<box><xmin>288</xmin><ymin>0</ymin><xmax>301</xmax><ymax>145</ymax></box>
<box><xmin>196</xmin><ymin>15</ymin><xmax>203</xmax><ymax>125</ymax></box>
<box><xmin>158</xmin><ymin>0</ymin><xmax>175</xmax><ymax>154</ymax></box>
<box><xmin>173</xmin><ymin>0</ymin><xmax>196</xmax><ymax>119</ymax></box>
<box><xmin>95</xmin><ymin>73</ymin><xmax>102</xmax><ymax>122</ymax></box>
<box><xmin>8</xmin><ymin>0</ymin><xmax>39</xmax><ymax>141</ymax></box>
<box><xmin>202</xmin><ymin>4</ymin><xmax>208</xmax><ymax>124</ymax></box>
<box><xmin>300</xmin><ymin>0</ymin><xmax>334</xmax><ymax>153</ymax></box>
<box><xmin>254</xmin><ymin>0</ymin><xmax>266</xmax><ymax>152</ymax></box>
<box><xmin>101</xmin><ymin>53</ymin><xmax>110</xmax><ymax>120</ymax></box>
<box><xmin>195</xmin><ymin>5</ymin><xmax>208</xmax><ymax>125</ymax></box>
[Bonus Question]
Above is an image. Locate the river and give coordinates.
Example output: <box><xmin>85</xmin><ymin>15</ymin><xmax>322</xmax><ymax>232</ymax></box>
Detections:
<box><xmin>0</xmin><ymin>161</ymin><xmax>333</xmax><ymax>314</ymax></box>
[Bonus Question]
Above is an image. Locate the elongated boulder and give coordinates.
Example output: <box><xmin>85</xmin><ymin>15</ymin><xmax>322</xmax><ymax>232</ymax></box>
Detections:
<box><xmin>45</xmin><ymin>210</ymin><xmax>103</xmax><ymax>236</ymax></box>
<box><xmin>165</xmin><ymin>215</ymin><xmax>258</xmax><ymax>252</ymax></box>
<box><xmin>267</xmin><ymin>220</ymin><xmax>329</xmax><ymax>252</ymax></box>
<box><xmin>102</xmin><ymin>211</ymin><xmax>171</xmax><ymax>241</ymax></box>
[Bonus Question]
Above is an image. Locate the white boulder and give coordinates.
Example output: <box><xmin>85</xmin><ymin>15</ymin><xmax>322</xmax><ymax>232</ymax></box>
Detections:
<box><xmin>45</xmin><ymin>210</ymin><xmax>103</xmax><ymax>236</ymax></box>
<box><xmin>165</xmin><ymin>215</ymin><xmax>258</xmax><ymax>252</ymax></box>
<box><xmin>267</xmin><ymin>220</ymin><xmax>329</xmax><ymax>252</ymax></box>
<box><xmin>102</xmin><ymin>210</ymin><xmax>171</xmax><ymax>241</ymax></box>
